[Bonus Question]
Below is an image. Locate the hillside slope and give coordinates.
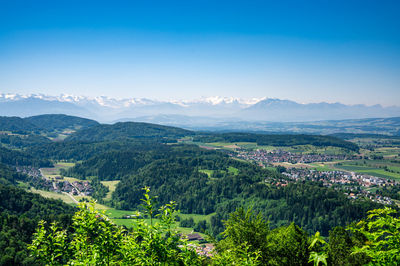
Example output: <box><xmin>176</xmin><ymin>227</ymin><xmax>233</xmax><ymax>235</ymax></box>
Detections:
<box><xmin>66</xmin><ymin>121</ymin><xmax>193</xmax><ymax>142</ymax></box>
<box><xmin>25</xmin><ymin>114</ymin><xmax>99</xmax><ymax>132</ymax></box>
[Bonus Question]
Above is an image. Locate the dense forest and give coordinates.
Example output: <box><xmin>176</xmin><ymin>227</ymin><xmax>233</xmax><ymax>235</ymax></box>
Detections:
<box><xmin>24</xmin><ymin>114</ymin><xmax>99</xmax><ymax>132</ymax></box>
<box><xmin>65</xmin><ymin>121</ymin><xmax>193</xmax><ymax>142</ymax></box>
<box><xmin>0</xmin><ymin>147</ymin><xmax>52</xmax><ymax>167</ymax></box>
<box><xmin>0</xmin><ymin>114</ymin><xmax>98</xmax><ymax>135</ymax></box>
<box><xmin>0</xmin><ymin>116</ymin><xmax>41</xmax><ymax>133</ymax></box>
<box><xmin>0</xmin><ymin>163</ymin><xmax>26</xmax><ymax>186</ymax></box>
<box><xmin>0</xmin><ymin>184</ymin><xmax>75</xmax><ymax>265</ymax></box>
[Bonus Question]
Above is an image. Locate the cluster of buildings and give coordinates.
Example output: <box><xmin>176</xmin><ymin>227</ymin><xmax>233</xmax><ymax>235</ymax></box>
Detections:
<box><xmin>281</xmin><ymin>168</ymin><xmax>398</xmax><ymax>188</ymax></box>
<box><xmin>344</xmin><ymin>191</ymin><xmax>393</xmax><ymax>205</ymax></box>
<box><xmin>16</xmin><ymin>166</ymin><xmax>42</xmax><ymax>178</ymax></box>
<box><xmin>280</xmin><ymin>168</ymin><xmax>398</xmax><ymax>205</ymax></box>
<box><xmin>190</xmin><ymin>243</ymin><xmax>214</xmax><ymax>257</ymax></box>
<box><xmin>16</xmin><ymin>166</ymin><xmax>93</xmax><ymax>196</ymax></box>
<box><xmin>234</xmin><ymin>149</ymin><xmax>352</xmax><ymax>164</ymax></box>
<box><xmin>227</xmin><ymin>148</ymin><xmax>398</xmax><ymax>205</ymax></box>
<box><xmin>52</xmin><ymin>180</ymin><xmax>93</xmax><ymax>196</ymax></box>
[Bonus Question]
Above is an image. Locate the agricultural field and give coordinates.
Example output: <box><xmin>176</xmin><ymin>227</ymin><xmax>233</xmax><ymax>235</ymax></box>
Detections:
<box><xmin>62</xmin><ymin>176</ymin><xmax>83</xmax><ymax>183</ymax></box>
<box><xmin>307</xmin><ymin>163</ymin><xmax>337</xmax><ymax>172</ymax></box>
<box><xmin>335</xmin><ymin>159</ymin><xmax>400</xmax><ymax>180</ymax></box>
<box><xmin>198</xmin><ymin>141</ymin><xmax>353</xmax><ymax>155</ymax></box>
<box><xmin>272</xmin><ymin>162</ymin><xmax>337</xmax><ymax>171</ymax></box>
<box><xmin>29</xmin><ymin>187</ymin><xmax>77</xmax><ymax>205</ymax></box>
<box><xmin>370</xmin><ymin>147</ymin><xmax>400</xmax><ymax>158</ymax></box>
<box><xmin>40</xmin><ymin>162</ymin><xmax>76</xmax><ymax>178</ymax></box>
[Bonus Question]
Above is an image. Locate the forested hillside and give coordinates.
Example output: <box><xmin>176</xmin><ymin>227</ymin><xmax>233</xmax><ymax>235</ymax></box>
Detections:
<box><xmin>0</xmin><ymin>114</ymin><xmax>98</xmax><ymax>135</ymax></box>
<box><xmin>26</xmin><ymin>140</ymin><xmax>166</xmax><ymax>161</ymax></box>
<box><xmin>65</xmin><ymin>122</ymin><xmax>193</xmax><ymax>142</ymax></box>
<box><xmin>0</xmin><ymin>116</ymin><xmax>40</xmax><ymax>133</ymax></box>
<box><xmin>25</xmin><ymin>114</ymin><xmax>99</xmax><ymax>131</ymax></box>
<box><xmin>0</xmin><ymin>184</ymin><xmax>75</xmax><ymax>265</ymax></box>
<box><xmin>0</xmin><ymin>163</ymin><xmax>26</xmax><ymax>186</ymax></box>
<box><xmin>0</xmin><ymin>147</ymin><xmax>52</xmax><ymax>167</ymax></box>
<box><xmin>0</xmin><ymin>134</ymin><xmax>52</xmax><ymax>149</ymax></box>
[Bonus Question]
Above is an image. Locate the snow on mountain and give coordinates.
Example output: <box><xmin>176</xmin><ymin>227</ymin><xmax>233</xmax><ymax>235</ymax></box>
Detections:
<box><xmin>0</xmin><ymin>93</ymin><xmax>399</xmax><ymax>122</ymax></box>
<box><xmin>0</xmin><ymin>93</ymin><xmax>265</xmax><ymax>109</ymax></box>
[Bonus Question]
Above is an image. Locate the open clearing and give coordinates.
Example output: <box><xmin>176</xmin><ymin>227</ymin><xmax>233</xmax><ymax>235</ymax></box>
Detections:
<box><xmin>40</xmin><ymin>161</ymin><xmax>76</xmax><ymax>178</ymax></box>
<box><xmin>101</xmin><ymin>180</ymin><xmax>120</xmax><ymax>200</ymax></box>
<box><xmin>199</xmin><ymin>169</ymin><xmax>213</xmax><ymax>177</ymax></box>
<box><xmin>29</xmin><ymin>187</ymin><xmax>76</xmax><ymax>204</ymax></box>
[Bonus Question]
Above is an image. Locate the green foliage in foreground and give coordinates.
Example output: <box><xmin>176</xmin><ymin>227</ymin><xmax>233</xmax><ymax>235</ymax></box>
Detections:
<box><xmin>216</xmin><ymin>208</ymin><xmax>310</xmax><ymax>265</ymax></box>
<box><xmin>29</xmin><ymin>187</ymin><xmax>202</xmax><ymax>265</ymax></box>
<box><xmin>350</xmin><ymin>207</ymin><xmax>400</xmax><ymax>264</ymax></box>
<box><xmin>309</xmin><ymin>207</ymin><xmax>400</xmax><ymax>265</ymax></box>
<box><xmin>29</xmin><ymin>188</ymin><xmax>400</xmax><ymax>265</ymax></box>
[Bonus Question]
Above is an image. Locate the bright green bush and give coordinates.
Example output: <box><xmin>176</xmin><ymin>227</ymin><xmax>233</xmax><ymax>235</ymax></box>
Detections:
<box><xmin>29</xmin><ymin>187</ymin><xmax>202</xmax><ymax>265</ymax></box>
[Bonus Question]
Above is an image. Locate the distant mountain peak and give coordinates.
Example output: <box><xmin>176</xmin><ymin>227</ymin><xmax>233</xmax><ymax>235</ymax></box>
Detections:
<box><xmin>0</xmin><ymin>93</ymin><xmax>399</xmax><ymax>123</ymax></box>
<box><xmin>186</xmin><ymin>96</ymin><xmax>267</xmax><ymax>106</ymax></box>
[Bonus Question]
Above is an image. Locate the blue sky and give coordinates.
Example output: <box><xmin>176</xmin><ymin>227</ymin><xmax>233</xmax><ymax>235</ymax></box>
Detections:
<box><xmin>0</xmin><ymin>0</ymin><xmax>399</xmax><ymax>105</ymax></box>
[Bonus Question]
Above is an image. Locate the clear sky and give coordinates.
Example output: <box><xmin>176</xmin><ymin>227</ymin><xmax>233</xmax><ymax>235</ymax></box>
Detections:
<box><xmin>0</xmin><ymin>0</ymin><xmax>399</xmax><ymax>106</ymax></box>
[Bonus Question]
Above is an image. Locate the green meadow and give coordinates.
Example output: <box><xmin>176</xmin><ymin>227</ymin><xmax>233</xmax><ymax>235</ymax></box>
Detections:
<box><xmin>335</xmin><ymin>160</ymin><xmax>400</xmax><ymax>180</ymax></box>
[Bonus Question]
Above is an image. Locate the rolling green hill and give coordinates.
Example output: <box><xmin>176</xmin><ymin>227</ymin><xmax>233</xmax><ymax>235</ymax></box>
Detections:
<box><xmin>0</xmin><ymin>116</ymin><xmax>40</xmax><ymax>133</ymax></box>
<box><xmin>25</xmin><ymin>114</ymin><xmax>99</xmax><ymax>132</ymax></box>
<box><xmin>0</xmin><ymin>146</ymin><xmax>53</xmax><ymax>167</ymax></box>
<box><xmin>65</xmin><ymin>121</ymin><xmax>194</xmax><ymax>142</ymax></box>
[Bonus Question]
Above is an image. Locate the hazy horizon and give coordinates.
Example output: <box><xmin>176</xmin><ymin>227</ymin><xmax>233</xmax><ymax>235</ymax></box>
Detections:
<box><xmin>1</xmin><ymin>92</ymin><xmax>400</xmax><ymax>108</ymax></box>
<box><xmin>1</xmin><ymin>1</ymin><xmax>399</xmax><ymax>106</ymax></box>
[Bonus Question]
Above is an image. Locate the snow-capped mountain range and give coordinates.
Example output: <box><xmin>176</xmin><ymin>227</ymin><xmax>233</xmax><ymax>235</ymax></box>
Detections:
<box><xmin>0</xmin><ymin>93</ymin><xmax>399</xmax><ymax>124</ymax></box>
<box><xmin>0</xmin><ymin>93</ymin><xmax>265</xmax><ymax>108</ymax></box>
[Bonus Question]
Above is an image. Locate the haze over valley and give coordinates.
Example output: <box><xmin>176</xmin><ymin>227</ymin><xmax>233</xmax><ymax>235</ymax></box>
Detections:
<box><xmin>1</xmin><ymin>94</ymin><xmax>400</xmax><ymax>134</ymax></box>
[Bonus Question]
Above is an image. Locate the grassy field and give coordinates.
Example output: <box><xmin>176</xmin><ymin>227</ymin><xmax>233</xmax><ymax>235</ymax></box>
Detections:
<box><xmin>335</xmin><ymin>160</ymin><xmax>400</xmax><ymax>180</ymax></box>
<box><xmin>101</xmin><ymin>180</ymin><xmax>120</xmax><ymax>200</ymax></box>
<box><xmin>199</xmin><ymin>167</ymin><xmax>238</xmax><ymax>178</ymax></box>
<box><xmin>307</xmin><ymin>163</ymin><xmax>337</xmax><ymax>171</ymax></box>
<box><xmin>29</xmin><ymin>188</ymin><xmax>77</xmax><ymax>204</ymax></box>
<box><xmin>228</xmin><ymin>166</ymin><xmax>239</xmax><ymax>174</ymax></box>
<box><xmin>62</xmin><ymin>176</ymin><xmax>82</xmax><ymax>182</ymax></box>
<box><xmin>199</xmin><ymin>169</ymin><xmax>214</xmax><ymax>177</ymax></box>
<box><xmin>111</xmin><ymin>218</ymin><xmax>206</xmax><ymax>237</ymax></box>
<box><xmin>40</xmin><ymin>162</ymin><xmax>76</xmax><ymax>178</ymax></box>
<box><xmin>55</xmin><ymin>162</ymin><xmax>76</xmax><ymax>168</ymax></box>
<box><xmin>105</xmin><ymin>208</ymin><xmax>137</xmax><ymax>218</ymax></box>
<box><xmin>178</xmin><ymin>212</ymin><xmax>215</xmax><ymax>224</ymax></box>
<box><xmin>371</xmin><ymin>147</ymin><xmax>400</xmax><ymax>158</ymax></box>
